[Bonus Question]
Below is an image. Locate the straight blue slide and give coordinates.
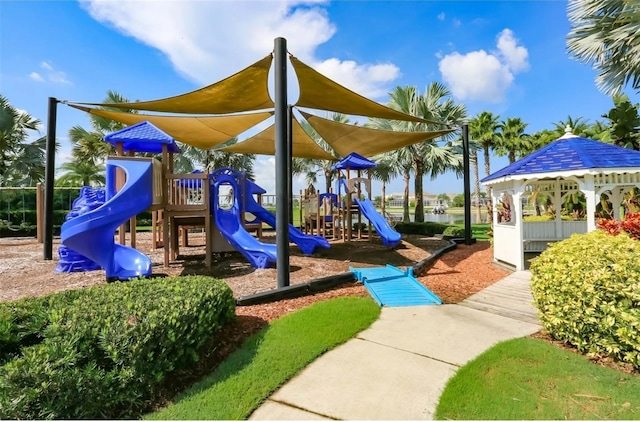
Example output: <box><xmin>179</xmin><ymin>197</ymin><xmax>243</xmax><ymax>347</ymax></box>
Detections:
<box><xmin>355</xmin><ymin>198</ymin><xmax>402</xmax><ymax>247</ymax></box>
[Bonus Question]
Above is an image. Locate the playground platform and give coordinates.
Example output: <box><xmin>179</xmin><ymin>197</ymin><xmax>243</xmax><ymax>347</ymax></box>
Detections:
<box><xmin>249</xmin><ymin>270</ymin><xmax>541</xmax><ymax>420</ymax></box>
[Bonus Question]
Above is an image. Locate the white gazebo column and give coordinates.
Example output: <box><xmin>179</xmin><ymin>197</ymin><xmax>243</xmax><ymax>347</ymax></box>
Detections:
<box><xmin>554</xmin><ymin>178</ymin><xmax>562</xmax><ymax>236</ymax></box>
<box><xmin>582</xmin><ymin>175</ymin><xmax>597</xmax><ymax>232</ymax></box>
<box><xmin>611</xmin><ymin>188</ymin><xmax>623</xmax><ymax>220</ymax></box>
<box><xmin>513</xmin><ymin>181</ymin><xmax>526</xmax><ymax>270</ymax></box>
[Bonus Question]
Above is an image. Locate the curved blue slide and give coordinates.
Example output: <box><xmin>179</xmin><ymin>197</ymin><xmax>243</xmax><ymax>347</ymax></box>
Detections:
<box><xmin>355</xmin><ymin>198</ymin><xmax>402</xmax><ymax>247</ymax></box>
<box><xmin>212</xmin><ymin>173</ymin><xmax>277</xmax><ymax>269</ymax></box>
<box><xmin>60</xmin><ymin>158</ymin><xmax>153</xmax><ymax>281</ymax></box>
<box><xmin>244</xmin><ymin>179</ymin><xmax>330</xmax><ymax>255</ymax></box>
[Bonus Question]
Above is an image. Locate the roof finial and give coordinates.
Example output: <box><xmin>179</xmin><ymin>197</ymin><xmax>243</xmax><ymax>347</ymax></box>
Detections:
<box><xmin>559</xmin><ymin>125</ymin><xmax>578</xmax><ymax>139</ymax></box>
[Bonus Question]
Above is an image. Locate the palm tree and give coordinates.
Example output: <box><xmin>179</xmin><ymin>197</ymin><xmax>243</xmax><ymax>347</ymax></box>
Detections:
<box><xmin>56</xmin><ymin>161</ymin><xmax>106</xmax><ymax>187</ymax></box>
<box><xmin>0</xmin><ymin>95</ymin><xmax>49</xmax><ymax>186</ymax></box>
<box><xmin>469</xmin><ymin>111</ymin><xmax>500</xmax><ymax>222</ymax></box>
<box><xmin>567</xmin><ymin>0</ymin><xmax>640</xmax><ymax>96</ymax></box>
<box><xmin>495</xmin><ymin>117</ymin><xmax>531</xmax><ymax>164</ymax></box>
<box><xmin>179</xmin><ymin>138</ymin><xmax>257</xmax><ymax>179</ymax></box>
<box><xmin>368</xmin><ymin>84</ymin><xmax>466</xmax><ymax>223</ymax></box>
<box><xmin>292</xmin><ymin>113</ymin><xmax>345</xmax><ymax>194</ymax></box>
<box><xmin>552</xmin><ymin>115</ymin><xmax>590</xmax><ymax>137</ymax></box>
<box><xmin>370</xmin><ymin>154</ymin><xmax>399</xmax><ymax>216</ymax></box>
<box><xmin>66</xmin><ymin>91</ymin><xmax>137</xmax><ymax>173</ymax></box>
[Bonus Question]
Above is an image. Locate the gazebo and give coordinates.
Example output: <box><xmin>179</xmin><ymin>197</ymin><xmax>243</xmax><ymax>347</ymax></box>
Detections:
<box><xmin>482</xmin><ymin>127</ymin><xmax>640</xmax><ymax>270</ymax></box>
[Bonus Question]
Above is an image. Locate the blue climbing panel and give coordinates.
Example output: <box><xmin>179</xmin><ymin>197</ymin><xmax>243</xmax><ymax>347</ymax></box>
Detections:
<box><xmin>350</xmin><ymin>265</ymin><xmax>442</xmax><ymax>307</ymax></box>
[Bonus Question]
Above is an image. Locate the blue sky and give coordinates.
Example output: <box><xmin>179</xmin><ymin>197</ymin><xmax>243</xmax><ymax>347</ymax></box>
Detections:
<box><xmin>0</xmin><ymin>0</ymin><xmax>633</xmax><ymax>196</ymax></box>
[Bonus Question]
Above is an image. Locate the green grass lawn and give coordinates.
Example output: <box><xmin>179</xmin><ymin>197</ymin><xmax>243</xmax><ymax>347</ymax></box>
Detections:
<box><xmin>145</xmin><ymin>296</ymin><xmax>380</xmax><ymax>420</ymax></box>
<box><xmin>436</xmin><ymin>337</ymin><xmax>640</xmax><ymax>420</ymax></box>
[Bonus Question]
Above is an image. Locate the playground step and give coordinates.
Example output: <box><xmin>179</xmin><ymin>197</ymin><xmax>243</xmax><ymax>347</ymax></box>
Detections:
<box><xmin>350</xmin><ymin>265</ymin><xmax>442</xmax><ymax>307</ymax></box>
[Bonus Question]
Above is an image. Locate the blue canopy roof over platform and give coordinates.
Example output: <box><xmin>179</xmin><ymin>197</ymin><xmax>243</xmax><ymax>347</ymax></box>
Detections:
<box><xmin>482</xmin><ymin>130</ymin><xmax>640</xmax><ymax>184</ymax></box>
<box><xmin>104</xmin><ymin>120</ymin><xmax>181</xmax><ymax>154</ymax></box>
<box><xmin>332</xmin><ymin>152</ymin><xmax>377</xmax><ymax>170</ymax></box>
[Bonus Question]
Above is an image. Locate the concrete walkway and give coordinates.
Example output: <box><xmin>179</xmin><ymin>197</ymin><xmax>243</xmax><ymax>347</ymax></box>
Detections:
<box><xmin>249</xmin><ymin>271</ymin><xmax>541</xmax><ymax>420</ymax></box>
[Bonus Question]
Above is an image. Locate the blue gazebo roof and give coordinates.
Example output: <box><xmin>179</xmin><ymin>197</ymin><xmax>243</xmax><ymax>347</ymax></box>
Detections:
<box><xmin>482</xmin><ymin>131</ymin><xmax>640</xmax><ymax>183</ymax></box>
<box><xmin>104</xmin><ymin>121</ymin><xmax>181</xmax><ymax>153</ymax></box>
<box><xmin>331</xmin><ymin>152</ymin><xmax>377</xmax><ymax>170</ymax></box>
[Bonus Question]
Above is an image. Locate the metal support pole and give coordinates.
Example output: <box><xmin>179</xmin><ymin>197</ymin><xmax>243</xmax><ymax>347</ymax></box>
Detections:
<box><xmin>274</xmin><ymin>37</ymin><xmax>290</xmax><ymax>288</ymax></box>
<box><xmin>462</xmin><ymin>123</ymin><xmax>473</xmax><ymax>245</ymax></box>
<box><xmin>287</xmin><ymin>105</ymin><xmax>294</xmax><ymax>226</ymax></box>
<box><xmin>43</xmin><ymin>97</ymin><xmax>58</xmax><ymax>259</ymax></box>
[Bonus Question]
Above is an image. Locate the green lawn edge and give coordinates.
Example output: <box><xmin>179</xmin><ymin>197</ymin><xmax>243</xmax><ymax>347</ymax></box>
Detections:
<box><xmin>436</xmin><ymin>337</ymin><xmax>640</xmax><ymax>420</ymax></box>
<box><xmin>145</xmin><ymin>296</ymin><xmax>380</xmax><ymax>420</ymax></box>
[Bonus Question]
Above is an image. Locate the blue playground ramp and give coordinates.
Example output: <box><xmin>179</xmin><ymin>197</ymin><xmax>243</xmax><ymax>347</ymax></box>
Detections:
<box><xmin>350</xmin><ymin>265</ymin><xmax>442</xmax><ymax>307</ymax></box>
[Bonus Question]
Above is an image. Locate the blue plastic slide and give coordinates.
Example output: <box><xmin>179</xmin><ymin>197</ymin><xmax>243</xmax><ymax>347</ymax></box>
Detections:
<box><xmin>60</xmin><ymin>158</ymin><xmax>153</xmax><ymax>281</ymax></box>
<box><xmin>243</xmin><ymin>179</ymin><xmax>330</xmax><ymax>255</ymax></box>
<box><xmin>212</xmin><ymin>173</ymin><xmax>277</xmax><ymax>269</ymax></box>
<box><xmin>55</xmin><ymin>187</ymin><xmax>105</xmax><ymax>273</ymax></box>
<box><xmin>355</xmin><ymin>198</ymin><xmax>402</xmax><ymax>247</ymax></box>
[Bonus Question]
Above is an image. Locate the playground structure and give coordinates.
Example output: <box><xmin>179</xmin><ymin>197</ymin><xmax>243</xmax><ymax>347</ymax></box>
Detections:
<box><xmin>56</xmin><ymin>121</ymin><xmax>331</xmax><ymax>278</ymax></box>
<box><xmin>300</xmin><ymin>152</ymin><xmax>402</xmax><ymax>248</ymax></box>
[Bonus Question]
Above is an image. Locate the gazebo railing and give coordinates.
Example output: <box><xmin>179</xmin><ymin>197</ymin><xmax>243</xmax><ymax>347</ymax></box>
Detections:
<box><xmin>522</xmin><ymin>221</ymin><xmax>588</xmax><ymax>252</ymax></box>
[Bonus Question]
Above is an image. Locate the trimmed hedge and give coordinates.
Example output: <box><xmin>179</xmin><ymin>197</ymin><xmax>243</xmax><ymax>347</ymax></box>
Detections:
<box><xmin>442</xmin><ymin>226</ymin><xmax>465</xmax><ymax>238</ymax></box>
<box><xmin>395</xmin><ymin>221</ymin><xmax>450</xmax><ymax>236</ymax></box>
<box><xmin>0</xmin><ymin>275</ymin><xmax>235</xmax><ymax>420</ymax></box>
<box><xmin>530</xmin><ymin>231</ymin><xmax>640</xmax><ymax>369</ymax></box>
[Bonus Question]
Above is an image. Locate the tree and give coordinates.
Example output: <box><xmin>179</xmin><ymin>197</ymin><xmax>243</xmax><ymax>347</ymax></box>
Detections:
<box><xmin>437</xmin><ymin>193</ymin><xmax>450</xmax><ymax>205</ymax></box>
<box><xmin>495</xmin><ymin>117</ymin><xmax>531</xmax><ymax>163</ymax></box>
<box><xmin>368</xmin><ymin>84</ymin><xmax>466</xmax><ymax>223</ymax></box>
<box><xmin>371</xmin><ymin>153</ymin><xmax>400</xmax><ymax>216</ymax></box>
<box><xmin>469</xmin><ymin>111</ymin><xmax>500</xmax><ymax>222</ymax></box>
<box><xmin>55</xmin><ymin>161</ymin><xmax>106</xmax><ymax>187</ymax></box>
<box><xmin>293</xmin><ymin>113</ymin><xmax>347</xmax><ymax>194</ymax></box>
<box><xmin>64</xmin><ymin>91</ymin><xmax>136</xmax><ymax>182</ymax></box>
<box><xmin>567</xmin><ymin>0</ymin><xmax>640</xmax><ymax>96</ymax></box>
<box><xmin>601</xmin><ymin>94</ymin><xmax>640</xmax><ymax>150</ymax></box>
<box><xmin>0</xmin><ymin>95</ymin><xmax>49</xmax><ymax>186</ymax></box>
<box><xmin>552</xmin><ymin>115</ymin><xmax>591</xmax><ymax>137</ymax></box>
<box><xmin>178</xmin><ymin>138</ymin><xmax>256</xmax><ymax>179</ymax></box>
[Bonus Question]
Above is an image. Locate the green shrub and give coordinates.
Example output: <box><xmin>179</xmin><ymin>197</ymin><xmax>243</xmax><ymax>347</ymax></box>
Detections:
<box><xmin>442</xmin><ymin>226</ymin><xmax>465</xmax><ymax>237</ymax></box>
<box><xmin>0</xmin><ymin>275</ymin><xmax>235</xmax><ymax>420</ymax></box>
<box><xmin>530</xmin><ymin>230</ymin><xmax>640</xmax><ymax>369</ymax></box>
<box><xmin>395</xmin><ymin>221</ymin><xmax>449</xmax><ymax>236</ymax></box>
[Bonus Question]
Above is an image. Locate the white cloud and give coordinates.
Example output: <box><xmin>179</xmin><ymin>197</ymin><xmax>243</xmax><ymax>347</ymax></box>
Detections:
<box><xmin>437</xmin><ymin>12</ymin><xmax>445</xmax><ymax>21</ymax></box>
<box><xmin>312</xmin><ymin>58</ymin><xmax>400</xmax><ymax>99</ymax></box>
<box><xmin>496</xmin><ymin>28</ymin><xmax>529</xmax><ymax>73</ymax></box>
<box><xmin>29</xmin><ymin>72</ymin><xmax>44</xmax><ymax>82</ymax></box>
<box><xmin>81</xmin><ymin>0</ymin><xmax>398</xmax><ymax>100</ymax></box>
<box><xmin>31</xmin><ymin>61</ymin><xmax>72</xmax><ymax>85</ymax></box>
<box><xmin>438</xmin><ymin>28</ymin><xmax>528</xmax><ymax>103</ymax></box>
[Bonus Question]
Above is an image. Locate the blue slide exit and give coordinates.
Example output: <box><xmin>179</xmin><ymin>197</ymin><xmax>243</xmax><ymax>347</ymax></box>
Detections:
<box><xmin>212</xmin><ymin>173</ymin><xmax>277</xmax><ymax>269</ymax></box>
<box><xmin>243</xmin><ymin>179</ymin><xmax>330</xmax><ymax>255</ymax></box>
<box><xmin>60</xmin><ymin>158</ymin><xmax>153</xmax><ymax>281</ymax></box>
<box><xmin>355</xmin><ymin>198</ymin><xmax>402</xmax><ymax>247</ymax></box>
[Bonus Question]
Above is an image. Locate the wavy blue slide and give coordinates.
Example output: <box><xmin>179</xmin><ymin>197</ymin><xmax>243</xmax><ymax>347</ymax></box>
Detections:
<box><xmin>355</xmin><ymin>198</ymin><xmax>402</xmax><ymax>247</ymax></box>
<box><xmin>60</xmin><ymin>158</ymin><xmax>153</xmax><ymax>281</ymax></box>
<box><xmin>212</xmin><ymin>173</ymin><xmax>277</xmax><ymax>269</ymax></box>
<box><xmin>243</xmin><ymin>179</ymin><xmax>330</xmax><ymax>255</ymax></box>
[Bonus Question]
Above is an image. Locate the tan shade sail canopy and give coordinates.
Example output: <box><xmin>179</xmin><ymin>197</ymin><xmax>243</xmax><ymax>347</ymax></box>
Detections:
<box><xmin>69</xmin><ymin>105</ymin><xmax>273</xmax><ymax>149</ymax></box>
<box><xmin>291</xmin><ymin>56</ymin><xmax>444</xmax><ymax>125</ymax></box>
<box><xmin>222</xmin><ymin>118</ymin><xmax>335</xmax><ymax>160</ymax></box>
<box><xmin>300</xmin><ymin>111</ymin><xmax>454</xmax><ymax>158</ymax></box>
<box><xmin>73</xmin><ymin>55</ymin><xmax>274</xmax><ymax>114</ymax></box>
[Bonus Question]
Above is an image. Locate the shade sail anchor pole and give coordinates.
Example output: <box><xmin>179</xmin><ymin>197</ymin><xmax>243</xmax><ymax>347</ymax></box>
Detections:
<box><xmin>287</xmin><ymin>104</ymin><xmax>294</xmax><ymax>226</ymax></box>
<box><xmin>462</xmin><ymin>123</ymin><xmax>473</xmax><ymax>245</ymax></box>
<box><xmin>44</xmin><ymin>97</ymin><xmax>58</xmax><ymax>260</ymax></box>
<box><xmin>274</xmin><ymin>37</ymin><xmax>290</xmax><ymax>288</ymax></box>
